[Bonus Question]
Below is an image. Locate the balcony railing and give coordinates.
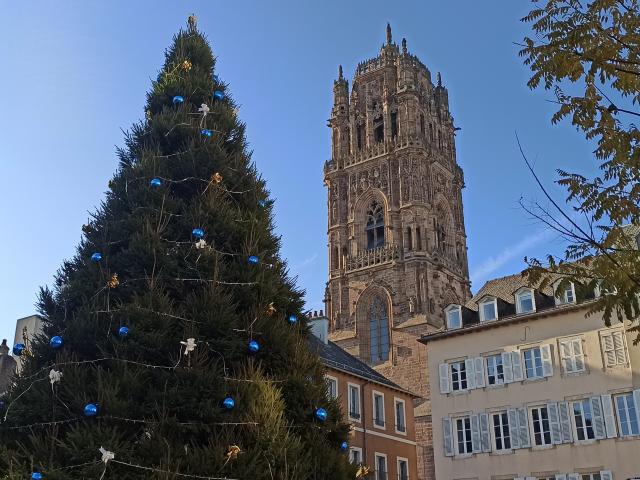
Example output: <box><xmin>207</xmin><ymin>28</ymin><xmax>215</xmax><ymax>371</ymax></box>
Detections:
<box><xmin>345</xmin><ymin>244</ymin><xmax>400</xmax><ymax>272</ymax></box>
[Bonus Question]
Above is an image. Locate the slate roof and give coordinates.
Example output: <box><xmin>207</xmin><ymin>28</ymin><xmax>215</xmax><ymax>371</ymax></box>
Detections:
<box><xmin>466</xmin><ymin>272</ymin><xmax>553</xmax><ymax>311</ymax></box>
<box><xmin>308</xmin><ymin>335</ymin><xmax>414</xmax><ymax>395</ymax></box>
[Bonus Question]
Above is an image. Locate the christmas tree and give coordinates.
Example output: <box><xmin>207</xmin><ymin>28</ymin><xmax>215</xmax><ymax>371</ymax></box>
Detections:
<box><xmin>0</xmin><ymin>17</ymin><xmax>352</xmax><ymax>480</ymax></box>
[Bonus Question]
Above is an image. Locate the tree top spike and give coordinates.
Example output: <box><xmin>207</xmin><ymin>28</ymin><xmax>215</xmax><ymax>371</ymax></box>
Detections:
<box><xmin>188</xmin><ymin>13</ymin><xmax>198</xmax><ymax>30</ymax></box>
<box><xmin>386</xmin><ymin>23</ymin><xmax>392</xmax><ymax>44</ymax></box>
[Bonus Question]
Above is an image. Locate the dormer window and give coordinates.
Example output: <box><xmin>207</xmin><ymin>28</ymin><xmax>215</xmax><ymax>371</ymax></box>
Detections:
<box><xmin>595</xmin><ymin>280</ymin><xmax>617</xmax><ymax>298</ymax></box>
<box><xmin>515</xmin><ymin>288</ymin><xmax>536</xmax><ymax>314</ymax></box>
<box><xmin>479</xmin><ymin>297</ymin><xmax>497</xmax><ymax>322</ymax></box>
<box><xmin>554</xmin><ymin>281</ymin><xmax>576</xmax><ymax>305</ymax></box>
<box><xmin>445</xmin><ymin>305</ymin><xmax>462</xmax><ymax>330</ymax></box>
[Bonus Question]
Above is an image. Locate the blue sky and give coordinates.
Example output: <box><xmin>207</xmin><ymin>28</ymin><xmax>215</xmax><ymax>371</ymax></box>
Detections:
<box><xmin>0</xmin><ymin>1</ymin><xmax>597</xmax><ymax>346</ymax></box>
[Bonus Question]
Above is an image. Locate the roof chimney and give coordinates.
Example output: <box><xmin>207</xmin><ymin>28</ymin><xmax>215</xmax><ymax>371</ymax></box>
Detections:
<box><xmin>308</xmin><ymin>312</ymin><xmax>329</xmax><ymax>345</ymax></box>
<box><xmin>0</xmin><ymin>339</ymin><xmax>8</xmax><ymax>356</ymax></box>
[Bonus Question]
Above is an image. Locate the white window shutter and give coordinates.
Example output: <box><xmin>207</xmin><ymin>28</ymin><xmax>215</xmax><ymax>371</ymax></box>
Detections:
<box><xmin>465</xmin><ymin>358</ymin><xmax>476</xmax><ymax>389</ymax></box>
<box><xmin>572</xmin><ymin>338</ymin><xmax>585</xmax><ymax>371</ymax></box>
<box><xmin>439</xmin><ymin>363</ymin><xmax>450</xmax><ymax>394</ymax></box>
<box><xmin>479</xmin><ymin>412</ymin><xmax>491</xmax><ymax>452</ymax></box>
<box><xmin>517</xmin><ymin>407</ymin><xmax>531</xmax><ymax>448</ymax></box>
<box><xmin>442</xmin><ymin>416</ymin><xmax>454</xmax><ymax>457</ymax></box>
<box><xmin>601</xmin><ymin>394</ymin><xmax>618</xmax><ymax>438</ymax></box>
<box><xmin>599</xmin><ymin>470</ymin><xmax>612</xmax><ymax>480</ymax></box>
<box><xmin>590</xmin><ymin>396</ymin><xmax>606</xmax><ymax>440</ymax></box>
<box><xmin>541</xmin><ymin>344</ymin><xmax>554</xmax><ymax>377</ymax></box>
<box><xmin>613</xmin><ymin>331</ymin><xmax>627</xmax><ymax>364</ymax></box>
<box><xmin>474</xmin><ymin>356</ymin><xmax>485</xmax><ymax>388</ymax></box>
<box><xmin>555</xmin><ymin>475</ymin><xmax>567</xmax><ymax>480</ymax></box>
<box><xmin>508</xmin><ymin>409</ymin><xmax>520</xmax><ymax>449</ymax></box>
<box><xmin>525</xmin><ymin>477</ymin><xmax>536</xmax><ymax>480</ymax></box>
<box><xmin>568</xmin><ymin>475</ymin><xmax>580</xmax><ymax>480</ymax></box>
<box><xmin>512</xmin><ymin>351</ymin><xmax>524</xmax><ymax>381</ymax></box>
<box><xmin>559</xmin><ymin>339</ymin><xmax>573</xmax><ymax>372</ymax></box>
<box><xmin>547</xmin><ymin>402</ymin><xmax>562</xmax><ymax>444</ymax></box>
<box><xmin>633</xmin><ymin>389</ymin><xmax>640</xmax><ymax>428</ymax></box>
<box><xmin>558</xmin><ymin>401</ymin><xmax>573</xmax><ymax>443</ymax></box>
<box><xmin>471</xmin><ymin>414</ymin><xmax>481</xmax><ymax>453</ymax></box>
<box><xmin>601</xmin><ymin>333</ymin><xmax>616</xmax><ymax>367</ymax></box>
<box><xmin>502</xmin><ymin>352</ymin><xmax>514</xmax><ymax>383</ymax></box>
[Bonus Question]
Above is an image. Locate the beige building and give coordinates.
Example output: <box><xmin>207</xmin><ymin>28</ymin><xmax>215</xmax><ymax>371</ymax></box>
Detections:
<box><xmin>325</xmin><ymin>24</ymin><xmax>471</xmax><ymax>480</ymax></box>
<box><xmin>308</xmin><ymin>312</ymin><xmax>419</xmax><ymax>480</ymax></box>
<box><xmin>421</xmin><ymin>273</ymin><xmax>640</xmax><ymax>480</ymax></box>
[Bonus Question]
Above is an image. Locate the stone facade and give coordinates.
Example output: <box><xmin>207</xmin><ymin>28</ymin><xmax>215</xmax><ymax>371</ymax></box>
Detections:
<box><xmin>324</xmin><ymin>24</ymin><xmax>471</xmax><ymax>480</ymax></box>
<box><xmin>0</xmin><ymin>339</ymin><xmax>17</xmax><ymax>394</ymax></box>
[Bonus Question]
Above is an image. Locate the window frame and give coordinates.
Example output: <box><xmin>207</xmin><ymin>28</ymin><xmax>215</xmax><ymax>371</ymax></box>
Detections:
<box><xmin>486</xmin><ymin>353</ymin><xmax>505</xmax><ymax>386</ymax></box>
<box><xmin>347</xmin><ymin>382</ymin><xmax>361</xmax><ymax>423</ymax></box>
<box><xmin>491</xmin><ymin>411</ymin><xmax>512</xmax><ymax>451</ymax></box>
<box><xmin>372</xmin><ymin>390</ymin><xmax>386</xmax><ymax>430</ymax></box>
<box><xmin>554</xmin><ymin>280</ymin><xmax>576</xmax><ymax>305</ymax></box>
<box><xmin>600</xmin><ymin>329</ymin><xmax>628</xmax><ymax>368</ymax></box>
<box><xmin>445</xmin><ymin>304</ymin><xmax>462</xmax><ymax>330</ymax></box>
<box><xmin>529</xmin><ymin>405</ymin><xmax>552</xmax><ymax>447</ymax></box>
<box><xmin>370</xmin><ymin>296</ymin><xmax>390</xmax><ymax>364</ymax></box>
<box><xmin>394</xmin><ymin>397</ymin><xmax>407</xmax><ymax>435</ymax></box>
<box><xmin>614</xmin><ymin>392</ymin><xmax>640</xmax><ymax>437</ymax></box>
<box><xmin>515</xmin><ymin>288</ymin><xmax>536</xmax><ymax>314</ymax></box>
<box><xmin>349</xmin><ymin>446</ymin><xmax>363</xmax><ymax>465</ymax></box>
<box><xmin>478</xmin><ymin>296</ymin><xmax>498</xmax><ymax>322</ymax></box>
<box><xmin>523</xmin><ymin>347</ymin><xmax>544</xmax><ymax>379</ymax></box>
<box><xmin>396</xmin><ymin>456</ymin><xmax>409</xmax><ymax>480</ymax></box>
<box><xmin>325</xmin><ymin>375</ymin><xmax>338</xmax><ymax>400</ymax></box>
<box><xmin>374</xmin><ymin>452</ymin><xmax>388</xmax><ymax>480</ymax></box>
<box><xmin>558</xmin><ymin>336</ymin><xmax>586</xmax><ymax>375</ymax></box>
<box><xmin>365</xmin><ymin>201</ymin><xmax>385</xmax><ymax>250</ymax></box>
<box><xmin>454</xmin><ymin>415</ymin><xmax>473</xmax><ymax>455</ymax></box>
<box><xmin>572</xmin><ymin>398</ymin><xmax>596</xmax><ymax>442</ymax></box>
<box><xmin>450</xmin><ymin>360</ymin><xmax>468</xmax><ymax>392</ymax></box>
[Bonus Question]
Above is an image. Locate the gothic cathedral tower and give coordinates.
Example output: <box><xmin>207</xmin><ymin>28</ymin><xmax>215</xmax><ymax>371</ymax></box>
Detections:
<box><xmin>324</xmin><ymin>25</ymin><xmax>472</xmax><ymax>480</ymax></box>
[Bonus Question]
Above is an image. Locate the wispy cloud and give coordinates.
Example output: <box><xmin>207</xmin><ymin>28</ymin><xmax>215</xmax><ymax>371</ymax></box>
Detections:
<box><xmin>470</xmin><ymin>229</ymin><xmax>554</xmax><ymax>288</ymax></box>
<box><xmin>291</xmin><ymin>252</ymin><xmax>318</xmax><ymax>272</ymax></box>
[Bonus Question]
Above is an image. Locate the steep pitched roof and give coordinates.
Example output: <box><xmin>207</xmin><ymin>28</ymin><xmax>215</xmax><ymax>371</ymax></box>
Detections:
<box><xmin>308</xmin><ymin>335</ymin><xmax>415</xmax><ymax>396</ymax></box>
<box><xmin>466</xmin><ymin>272</ymin><xmax>553</xmax><ymax>311</ymax></box>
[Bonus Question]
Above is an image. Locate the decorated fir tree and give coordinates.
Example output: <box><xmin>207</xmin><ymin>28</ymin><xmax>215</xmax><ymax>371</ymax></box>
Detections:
<box><xmin>0</xmin><ymin>17</ymin><xmax>352</xmax><ymax>480</ymax></box>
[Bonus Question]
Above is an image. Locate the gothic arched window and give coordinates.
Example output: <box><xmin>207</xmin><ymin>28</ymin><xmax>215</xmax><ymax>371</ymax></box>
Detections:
<box><xmin>370</xmin><ymin>296</ymin><xmax>390</xmax><ymax>363</ymax></box>
<box><xmin>366</xmin><ymin>201</ymin><xmax>385</xmax><ymax>250</ymax></box>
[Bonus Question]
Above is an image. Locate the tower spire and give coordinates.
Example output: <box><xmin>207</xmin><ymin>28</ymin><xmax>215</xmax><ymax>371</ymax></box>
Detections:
<box><xmin>338</xmin><ymin>65</ymin><xmax>344</xmax><ymax>81</ymax></box>
<box><xmin>386</xmin><ymin>23</ymin><xmax>392</xmax><ymax>44</ymax></box>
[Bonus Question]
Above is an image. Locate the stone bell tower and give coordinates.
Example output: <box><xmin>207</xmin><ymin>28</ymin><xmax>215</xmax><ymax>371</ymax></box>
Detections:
<box><xmin>323</xmin><ymin>24</ymin><xmax>472</xmax><ymax>480</ymax></box>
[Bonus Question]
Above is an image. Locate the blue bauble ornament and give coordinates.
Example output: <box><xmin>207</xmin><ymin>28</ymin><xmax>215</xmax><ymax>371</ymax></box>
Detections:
<box><xmin>315</xmin><ymin>407</ymin><xmax>328</xmax><ymax>422</ymax></box>
<box><xmin>201</xmin><ymin>129</ymin><xmax>213</xmax><ymax>137</ymax></box>
<box><xmin>287</xmin><ymin>315</ymin><xmax>298</xmax><ymax>325</ymax></box>
<box><xmin>222</xmin><ymin>396</ymin><xmax>235</xmax><ymax>410</ymax></box>
<box><xmin>31</xmin><ymin>473</ymin><xmax>42</xmax><ymax>480</ymax></box>
<box><xmin>214</xmin><ymin>90</ymin><xmax>225</xmax><ymax>100</ymax></box>
<box><xmin>91</xmin><ymin>252</ymin><xmax>102</xmax><ymax>262</ymax></box>
<box><xmin>258</xmin><ymin>199</ymin><xmax>267</xmax><ymax>208</ymax></box>
<box><xmin>192</xmin><ymin>228</ymin><xmax>205</xmax><ymax>239</ymax></box>
<box><xmin>173</xmin><ymin>95</ymin><xmax>184</xmax><ymax>104</ymax></box>
<box><xmin>213</xmin><ymin>74</ymin><xmax>220</xmax><ymax>83</ymax></box>
<box><xmin>248</xmin><ymin>255</ymin><xmax>259</xmax><ymax>265</ymax></box>
<box><xmin>12</xmin><ymin>343</ymin><xmax>25</xmax><ymax>356</ymax></box>
<box><xmin>83</xmin><ymin>403</ymin><xmax>98</xmax><ymax>417</ymax></box>
<box><xmin>150</xmin><ymin>178</ymin><xmax>162</xmax><ymax>187</ymax></box>
<box><xmin>248</xmin><ymin>340</ymin><xmax>259</xmax><ymax>353</ymax></box>
<box><xmin>118</xmin><ymin>326</ymin><xmax>129</xmax><ymax>337</ymax></box>
<box><xmin>340</xmin><ymin>441</ymin><xmax>348</xmax><ymax>451</ymax></box>
<box><xmin>50</xmin><ymin>336</ymin><xmax>63</xmax><ymax>349</ymax></box>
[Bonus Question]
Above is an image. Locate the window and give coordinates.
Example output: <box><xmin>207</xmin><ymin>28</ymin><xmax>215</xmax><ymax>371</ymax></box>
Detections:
<box><xmin>391</xmin><ymin>111</ymin><xmax>398</xmax><ymax>139</ymax></box>
<box><xmin>479</xmin><ymin>297</ymin><xmax>497</xmax><ymax>322</ymax></box>
<box><xmin>373</xmin><ymin>391</ymin><xmax>385</xmax><ymax>428</ymax></box>
<box><xmin>573</xmin><ymin>399</ymin><xmax>596</xmax><ymax>441</ymax></box>
<box><xmin>581</xmin><ymin>474</ymin><xmax>601</xmax><ymax>480</ymax></box>
<box><xmin>455</xmin><ymin>416</ymin><xmax>473</xmax><ymax>454</ymax></box>
<box><xmin>530</xmin><ymin>406</ymin><xmax>552</xmax><ymax>446</ymax></box>
<box><xmin>370</xmin><ymin>296</ymin><xmax>390</xmax><ymax>363</ymax></box>
<box><xmin>450</xmin><ymin>361</ymin><xmax>467</xmax><ymax>391</ymax></box>
<box><xmin>374</xmin><ymin>115</ymin><xmax>384</xmax><ymax>143</ymax></box>
<box><xmin>405</xmin><ymin>227</ymin><xmax>412</xmax><ymax>250</ymax></box>
<box><xmin>348</xmin><ymin>384</ymin><xmax>361</xmax><ymax>421</ymax></box>
<box><xmin>446</xmin><ymin>305</ymin><xmax>462</xmax><ymax>330</ymax></box>
<box><xmin>395</xmin><ymin>398</ymin><xmax>406</xmax><ymax>433</ymax></box>
<box><xmin>615</xmin><ymin>393</ymin><xmax>639</xmax><ymax>436</ymax></box>
<box><xmin>326</xmin><ymin>376</ymin><xmax>338</xmax><ymax>399</ymax></box>
<box><xmin>554</xmin><ymin>281</ymin><xmax>576</xmax><ymax>305</ymax></box>
<box><xmin>559</xmin><ymin>337</ymin><xmax>585</xmax><ymax>374</ymax></box>
<box><xmin>516</xmin><ymin>288</ymin><xmax>535</xmax><ymax>314</ymax></box>
<box><xmin>492</xmin><ymin>411</ymin><xmax>511</xmax><ymax>450</ymax></box>
<box><xmin>601</xmin><ymin>330</ymin><xmax>627</xmax><ymax>367</ymax></box>
<box><xmin>375</xmin><ymin>453</ymin><xmax>387</xmax><ymax>480</ymax></box>
<box><xmin>349</xmin><ymin>447</ymin><xmax>362</xmax><ymax>465</ymax></box>
<box><xmin>356</xmin><ymin>124</ymin><xmax>363</xmax><ymax>150</ymax></box>
<box><xmin>486</xmin><ymin>354</ymin><xmax>504</xmax><ymax>385</ymax></box>
<box><xmin>420</xmin><ymin>114</ymin><xmax>425</xmax><ymax>136</ymax></box>
<box><xmin>366</xmin><ymin>201</ymin><xmax>385</xmax><ymax>250</ymax></box>
<box><xmin>523</xmin><ymin>347</ymin><xmax>544</xmax><ymax>379</ymax></box>
<box><xmin>397</xmin><ymin>458</ymin><xmax>409</xmax><ymax>480</ymax></box>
